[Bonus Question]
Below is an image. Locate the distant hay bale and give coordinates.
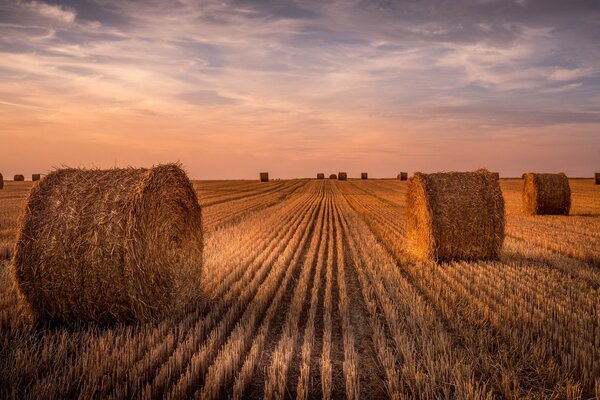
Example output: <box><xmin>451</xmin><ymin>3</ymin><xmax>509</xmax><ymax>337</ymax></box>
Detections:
<box><xmin>361</xmin><ymin>173</ymin><xmax>368</xmax><ymax>180</ymax></box>
<box><xmin>329</xmin><ymin>174</ymin><xmax>337</xmax><ymax>180</ymax></box>
<box><xmin>398</xmin><ymin>172</ymin><xmax>408</xmax><ymax>181</ymax></box>
<box><xmin>406</xmin><ymin>169</ymin><xmax>505</xmax><ymax>262</ymax></box>
<box><xmin>13</xmin><ymin>164</ymin><xmax>203</xmax><ymax>324</ymax></box>
<box><xmin>522</xmin><ymin>173</ymin><xmax>571</xmax><ymax>215</ymax></box>
<box><xmin>596</xmin><ymin>173</ymin><xmax>600</xmax><ymax>185</ymax></box>
<box><xmin>260</xmin><ymin>172</ymin><xmax>269</xmax><ymax>182</ymax></box>
<box><xmin>0</xmin><ymin>173</ymin><xmax>3</xmax><ymax>189</ymax></box>
<box><xmin>338</xmin><ymin>172</ymin><xmax>347</xmax><ymax>181</ymax></box>
<box><xmin>32</xmin><ymin>174</ymin><xmax>41</xmax><ymax>181</ymax></box>
<box><xmin>317</xmin><ymin>173</ymin><xmax>325</xmax><ymax>179</ymax></box>
<box><xmin>14</xmin><ymin>174</ymin><xmax>24</xmax><ymax>182</ymax></box>
<box><xmin>491</xmin><ymin>172</ymin><xmax>500</xmax><ymax>180</ymax></box>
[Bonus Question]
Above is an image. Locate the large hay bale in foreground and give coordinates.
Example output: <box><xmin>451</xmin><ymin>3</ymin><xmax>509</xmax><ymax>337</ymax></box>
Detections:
<box><xmin>13</xmin><ymin>164</ymin><xmax>203</xmax><ymax>323</ymax></box>
<box><xmin>32</xmin><ymin>174</ymin><xmax>41</xmax><ymax>181</ymax></box>
<box><xmin>0</xmin><ymin>173</ymin><xmax>3</xmax><ymax>189</ymax></box>
<box><xmin>595</xmin><ymin>173</ymin><xmax>600</xmax><ymax>185</ymax></box>
<box><xmin>406</xmin><ymin>169</ymin><xmax>505</xmax><ymax>262</ymax></box>
<box><xmin>317</xmin><ymin>173</ymin><xmax>325</xmax><ymax>179</ymax></box>
<box><xmin>398</xmin><ymin>172</ymin><xmax>408</xmax><ymax>181</ymax></box>
<box><xmin>338</xmin><ymin>172</ymin><xmax>347</xmax><ymax>181</ymax></box>
<box><xmin>14</xmin><ymin>174</ymin><xmax>24</xmax><ymax>181</ymax></box>
<box><xmin>329</xmin><ymin>174</ymin><xmax>337</xmax><ymax>180</ymax></box>
<box><xmin>361</xmin><ymin>172</ymin><xmax>368</xmax><ymax>180</ymax></box>
<box><xmin>522</xmin><ymin>173</ymin><xmax>571</xmax><ymax>215</ymax></box>
<box><xmin>260</xmin><ymin>172</ymin><xmax>269</xmax><ymax>182</ymax></box>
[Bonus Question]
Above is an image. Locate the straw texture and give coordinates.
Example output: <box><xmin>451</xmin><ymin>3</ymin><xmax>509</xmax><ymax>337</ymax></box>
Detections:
<box><xmin>406</xmin><ymin>169</ymin><xmax>505</xmax><ymax>262</ymax></box>
<box><xmin>522</xmin><ymin>173</ymin><xmax>571</xmax><ymax>215</ymax></box>
<box><xmin>13</xmin><ymin>164</ymin><xmax>203</xmax><ymax>324</ymax></box>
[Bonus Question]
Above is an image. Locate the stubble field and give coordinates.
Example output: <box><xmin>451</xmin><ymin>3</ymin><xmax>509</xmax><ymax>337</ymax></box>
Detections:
<box><xmin>0</xmin><ymin>178</ymin><xmax>599</xmax><ymax>399</ymax></box>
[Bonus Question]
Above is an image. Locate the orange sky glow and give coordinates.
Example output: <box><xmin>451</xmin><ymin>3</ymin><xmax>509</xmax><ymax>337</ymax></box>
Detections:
<box><xmin>1</xmin><ymin>0</ymin><xmax>599</xmax><ymax>179</ymax></box>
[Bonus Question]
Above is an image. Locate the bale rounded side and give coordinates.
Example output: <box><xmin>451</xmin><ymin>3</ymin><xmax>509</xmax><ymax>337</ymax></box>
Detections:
<box><xmin>317</xmin><ymin>173</ymin><xmax>325</xmax><ymax>179</ymax></box>
<box><xmin>522</xmin><ymin>173</ymin><xmax>571</xmax><ymax>215</ymax></box>
<box><xmin>329</xmin><ymin>174</ymin><xmax>337</xmax><ymax>180</ymax></box>
<box><xmin>14</xmin><ymin>174</ymin><xmax>24</xmax><ymax>182</ymax></box>
<box><xmin>405</xmin><ymin>169</ymin><xmax>505</xmax><ymax>262</ymax></box>
<box><xmin>13</xmin><ymin>164</ymin><xmax>203</xmax><ymax>324</ymax></box>
<box><xmin>32</xmin><ymin>174</ymin><xmax>41</xmax><ymax>181</ymax></box>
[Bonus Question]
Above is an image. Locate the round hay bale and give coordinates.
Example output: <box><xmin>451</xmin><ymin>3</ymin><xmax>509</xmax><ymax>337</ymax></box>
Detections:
<box><xmin>13</xmin><ymin>164</ymin><xmax>203</xmax><ymax>324</ymax></box>
<box><xmin>338</xmin><ymin>172</ymin><xmax>347</xmax><ymax>181</ymax></box>
<box><xmin>595</xmin><ymin>172</ymin><xmax>600</xmax><ymax>185</ymax></box>
<box><xmin>398</xmin><ymin>172</ymin><xmax>408</xmax><ymax>181</ymax></box>
<box><xmin>361</xmin><ymin>172</ymin><xmax>368</xmax><ymax>180</ymax></box>
<box><xmin>329</xmin><ymin>174</ymin><xmax>337</xmax><ymax>180</ymax></box>
<box><xmin>14</xmin><ymin>174</ymin><xmax>24</xmax><ymax>182</ymax></box>
<box><xmin>406</xmin><ymin>169</ymin><xmax>505</xmax><ymax>262</ymax></box>
<box><xmin>491</xmin><ymin>172</ymin><xmax>500</xmax><ymax>180</ymax></box>
<box><xmin>317</xmin><ymin>173</ymin><xmax>325</xmax><ymax>179</ymax></box>
<box><xmin>32</xmin><ymin>174</ymin><xmax>41</xmax><ymax>181</ymax></box>
<box><xmin>260</xmin><ymin>172</ymin><xmax>269</xmax><ymax>182</ymax></box>
<box><xmin>0</xmin><ymin>173</ymin><xmax>3</xmax><ymax>189</ymax></box>
<box><xmin>522</xmin><ymin>173</ymin><xmax>570</xmax><ymax>215</ymax></box>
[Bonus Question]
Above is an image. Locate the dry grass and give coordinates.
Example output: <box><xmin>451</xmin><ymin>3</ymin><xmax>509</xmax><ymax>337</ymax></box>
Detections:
<box><xmin>0</xmin><ymin>177</ymin><xmax>598</xmax><ymax>399</ymax></box>
<box><xmin>13</xmin><ymin>165</ymin><xmax>203</xmax><ymax>324</ymax></box>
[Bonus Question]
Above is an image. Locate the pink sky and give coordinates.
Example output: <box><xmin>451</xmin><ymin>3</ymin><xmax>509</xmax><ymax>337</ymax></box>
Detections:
<box><xmin>1</xmin><ymin>0</ymin><xmax>599</xmax><ymax>179</ymax></box>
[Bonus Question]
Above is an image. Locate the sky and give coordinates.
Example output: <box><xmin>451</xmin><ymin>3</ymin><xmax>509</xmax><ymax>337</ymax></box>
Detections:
<box><xmin>0</xmin><ymin>0</ymin><xmax>599</xmax><ymax>179</ymax></box>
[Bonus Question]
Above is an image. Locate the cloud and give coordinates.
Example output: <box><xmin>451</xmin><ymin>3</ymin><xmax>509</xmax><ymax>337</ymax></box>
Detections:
<box><xmin>548</xmin><ymin>67</ymin><xmax>593</xmax><ymax>81</ymax></box>
<box><xmin>178</xmin><ymin>90</ymin><xmax>238</xmax><ymax>105</ymax></box>
<box><xmin>19</xmin><ymin>1</ymin><xmax>76</xmax><ymax>23</ymax></box>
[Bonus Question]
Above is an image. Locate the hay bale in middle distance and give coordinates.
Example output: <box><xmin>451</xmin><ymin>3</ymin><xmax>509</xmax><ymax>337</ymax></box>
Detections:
<box><xmin>0</xmin><ymin>173</ymin><xmax>3</xmax><ymax>189</ymax></box>
<box><xmin>14</xmin><ymin>174</ymin><xmax>24</xmax><ymax>181</ymax></box>
<box><xmin>338</xmin><ymin>172</ymin><xmax>347</xmax><ymax>181</ymax></box>
<box><xmin>329</xmin><ymin>174</ymin><xmax>337</xmax><ymax>180</ymax></box>
<box><xmin>398</xmin><ymin>172</ymin><xmax>408</xmax><ymax>181</ymax></box>
<box><xmin>13</xmin><ymin>164</ymin><xmax>203</xmax><ymax>324</ymax></box>
<box><xmin>32</xmin><ymin>174</ymin><xmax>41</xmax><ymax>181</ymax></box>
<box><xmin>361</xmin><ymin>172</ymin><xmax>368</xmax><ymax>180</ymax></box>
<box><xmin>317</xmin><ymin>173</ymin><xmax>325</xmax><ymax>179</ymax></box>
<box><xmin>406</xmin><ymin>169</ymin><xmax>505</xmax><ymax>262</ymax></box>
<box><xmin>522</xmin><ymin>173</ymin><xmax>571</xmax><ymax>215</ymax></box>
<box><xmin>260</xmin><ymin>172</ymin><xmax>269</xmax><ymax>182</ymax></box>
<box><xmin>595</xmin><ymin>172</ymin><xmax>600</xmax><ymax>185</ymax></box>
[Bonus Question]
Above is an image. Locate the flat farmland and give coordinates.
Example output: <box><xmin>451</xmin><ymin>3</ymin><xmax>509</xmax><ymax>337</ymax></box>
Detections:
<box><xmin>1</xmin><ymin>178</ymin><xmax>599</xmax><ymax>399</ymax></box>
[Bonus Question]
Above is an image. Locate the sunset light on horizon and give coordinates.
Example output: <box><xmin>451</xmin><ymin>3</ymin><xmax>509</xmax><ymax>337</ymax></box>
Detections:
<box><xmin>1</xmin><ymin>0</ymin><xmax>599</xmax><ymax>179</ymax></box>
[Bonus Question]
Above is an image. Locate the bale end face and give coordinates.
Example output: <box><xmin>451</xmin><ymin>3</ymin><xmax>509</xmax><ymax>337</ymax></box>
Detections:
<box><xmin>405</xmin><ymin>169</ymin><xmax>505</xmax><ymax>262</ymax></box>
<box><xmin>260</xmin><ymin>172</ymin><xmax>269</xmax><ymax>182</ymax></box>
<box><xmin>13</xmin><ymin>164</ymin><xmax>203</xmax><ymax>324</ymax></box>
<box><xmin>14</xmin><ymin>174</ymin><xmax>25</xmax><ymax>182</ymax></box>
<box><xmin>317</xmin><ymin>173</ymin><xmax>325</xmax><ymax>179</ymax></box>
<box><xmin>522</xmin><ymin>173</ymin><xmax>571</xmax><ymax>215</ymax></box>
<box><xmin>361</xmin><ymin>173</ymin><xmax>368</xmax><ymax>180</ymax></box>
<box><xmin>338</xmin><ymin>172</ymin><xmax>347</xmax><ymax>181</ymax></box>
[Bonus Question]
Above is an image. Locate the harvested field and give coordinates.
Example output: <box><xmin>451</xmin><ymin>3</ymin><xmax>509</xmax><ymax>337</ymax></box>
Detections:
<box><xmin>1</xmin><ymin>178</ymin><xmax>599</xmax><ymax>399</ymax></box>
